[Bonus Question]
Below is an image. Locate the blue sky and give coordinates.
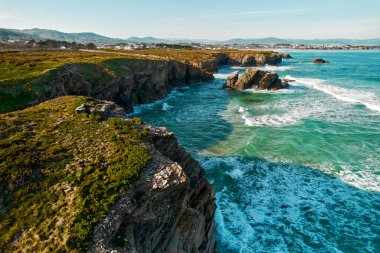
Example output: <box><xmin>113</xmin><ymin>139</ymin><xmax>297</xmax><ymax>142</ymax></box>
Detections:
<box><xmin>1</xmin><ymin>0</ymin><xmax>379</xmax><ymax>39</ymax></box>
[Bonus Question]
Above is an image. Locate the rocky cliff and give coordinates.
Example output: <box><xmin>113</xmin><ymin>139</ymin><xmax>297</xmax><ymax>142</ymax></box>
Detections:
<box><xmin>33</xmin><ymin>59</ymin><xmax>213</xmax><ymax>114</ymax></box>
<box><xmin>1</xmin><ymin>50</ymin><xmax>288</xmax><ymax>114</ymax></box>
<box><xmin>193</xmin><ymin>52</ymin><xmax>283</xmax><ymax>73</ymax></box>
<box><xmin>0</xmin><ymin>96</ymin><xmax>216</xmax><ymax>253</ymax></box>
<box><xmin>90</xmin><ymin>126</ymin><xmax>216</xmax><ymax>253</ymax></box>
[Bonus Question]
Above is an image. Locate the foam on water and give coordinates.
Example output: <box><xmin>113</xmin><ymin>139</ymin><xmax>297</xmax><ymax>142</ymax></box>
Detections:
<box><xmin>127</xmin><ymin>88</ymin><xmax>184</xmax><ymax>117</ymax></box>
<box><xmin>257</xmin><ymin>65</ymin><xmax>294</xmax><ymax>72</ymax></box>
<box><xmin>234</xmin><ymin>94</ymin><xmax>331</xmax><ymax>127</ymax></box>
<box><xmin>286</xmin><ymin>75</ymin><xmax>380</xmax><ymax>113</ymax></box>
<box><xmin>214</xmin><ymin>73</ymin><xmax>233</xmax><ymax>79</ymax></box>
<box><xmin>231</xmin><ymin>66</ymin><xmax>247</xmax><ymax>70</ymax></box>
<box><xmin>162</xmin><ymin>102</ymin><xmax>173</xmax><ymax>111</ymax></box>
<box><xmin>201</xmin><ymin>156</ymin><xmax>380</xmax><ymax>253</ymax></box>
<box><xmin>243</xmin><ymin>88</ymin><xmax>295</xmax><ymax>94</ymax></box>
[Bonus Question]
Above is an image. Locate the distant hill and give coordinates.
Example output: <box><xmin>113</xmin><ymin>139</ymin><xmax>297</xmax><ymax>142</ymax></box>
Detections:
<box><xmin>1</xmin><ymin>28</ymin><xmax>379</xmax><ymax>46</ymax></box>
<box><xmin>0</xmin><ymin>28</ymin><xmax>33</xmax><ymax>40</ymax></box>
<box><xmin>0</xmin><ymin>28</ymin><xmax>125</xmax><ymax>44</ymax></box>
<box><xmin>224</xmin><ymin>37</ymin><xmax>290</xmax><ymax>45</ymax></box>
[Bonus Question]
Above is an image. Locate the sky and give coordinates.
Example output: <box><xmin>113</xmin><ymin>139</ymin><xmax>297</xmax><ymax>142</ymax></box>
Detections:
<box><xmin>1</xmin><ymin>0</ymin><xmax>380</xmax><ymax>40</ymax></box>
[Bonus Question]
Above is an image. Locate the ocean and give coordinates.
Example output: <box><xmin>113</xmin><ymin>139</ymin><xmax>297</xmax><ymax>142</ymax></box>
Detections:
<box><xmin>130</xmin><ymin>50</ymin><xmax>380</xmax><ymax>253</ymax></box>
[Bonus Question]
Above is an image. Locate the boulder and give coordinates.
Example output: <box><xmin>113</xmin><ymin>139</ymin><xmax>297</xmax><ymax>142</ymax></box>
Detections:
<box><xmin>259</xmin><ymin>72</ymin><xmax>279</xmax><ymax>89</ymax></box>
<box><xmin>313</xmin><ymin>58</ymin><xmax>329</xmax><ymax>64</ymax></box>
<box><xmin>224</xmin><ymin>68</ymin><xmax>289</xmax><ymax>90</ymax></box>
<box><xmin>241</xmin><ymin>55</ymin><xmax>256</xmax><ymax>66</ymax></box>
<box><xmin>75</xmin><ymin>100</ymin><xmax>126</xmax><ymax>119</ymax></box>
<box><xmin>225</xmin><ymin>71</ymin><xmax>239</xmax><ymax>87</ymax></box>
<box><xmin>280</xmin><ymin>53</ymin><xmax>293</xmax><ymax>59</ymax></box>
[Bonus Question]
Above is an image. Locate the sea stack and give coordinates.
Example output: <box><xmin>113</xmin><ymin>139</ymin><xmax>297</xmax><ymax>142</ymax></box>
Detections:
<box><xmin>313</xmin><ymin>58</ymin><xmax>329</xmax><ymax>64</ymax></box>
<box><xmin>224</xmin><ymin>68</ymin><xmax>289</xmax><ymax>90</ymax></box>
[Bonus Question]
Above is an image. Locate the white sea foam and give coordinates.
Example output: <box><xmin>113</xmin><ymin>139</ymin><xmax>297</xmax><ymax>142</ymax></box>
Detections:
<box><xmin>241</xmin><ymin>112</ymin><xmax>304</xmax><ymax>127</ymax></box>
<box><xmin>162</xmin><ymin>102</ymin><xmax>173</xmax><ymax>111</ymax></box>
<box><xmin>286</xmin><ymin>75</ymin><xmax>380</xmax><ymax>113</ymax></box>
<box><xmin>213</xmin><ymin>73</ymin><xmax>232</xmax><ymax>79</ymax></box>
<box><xmin>226</xmin><ymin>168</ymin><xmax>244</xmax><ymax>179</ymax></box>
<box><xmin>243</xmin><ymin>88</ymin><xmax>295</xmax><ymax>94</ymax></box>
<box><xmin>231</xmin><ymin>66</ymin><xmax>247</xmax><ymax>70</ymax></box>
<box><xmin>200</xmin><ymin>156</ymin><xmax>380</xmax><ymax>252</ymax></box>
<box><xmin>127</xmin><ymin>88</ymin><xmax>184</xmax><ymax>117</ymax></box>
<box><xmin>256</xmin><ymin>65</ymin><xmax>294</xmax><ymax>72</ymax></box>
<box><xmin>238</xmin><ymin>106</ymin><xmax>247</xmax><ymax>113</ymax></box>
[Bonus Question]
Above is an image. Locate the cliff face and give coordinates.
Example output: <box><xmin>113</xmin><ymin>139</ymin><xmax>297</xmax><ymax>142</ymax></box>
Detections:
<box><xmin>37</xmin><ymin>59</ymin><xmax>213</xmax><ymax>113</ymax></box>
<box><xmin>30</xmin><ymin>52</ymin><xmax>283</xmax><ymax>113</ymax></box>
<box><xmin>0</xmin><ymin>96</ymin><xmax>216</xmax><ymax>253</ymax></box>
<box><xmin>90</xmin><ymin>126</ymin><xmax>216</xmax><ymax>253</ymax></box>
<box><xmin>193</xmin><ymin>52</ymin><xmax>283</xmax><ymax>73</ymax></box>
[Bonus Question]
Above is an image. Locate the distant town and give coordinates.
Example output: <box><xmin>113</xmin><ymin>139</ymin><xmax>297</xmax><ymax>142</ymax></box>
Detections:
<box><xmin>2</xmin><ymin>38</ymin><xmax>380</xmax><ymax>51</ymax></box>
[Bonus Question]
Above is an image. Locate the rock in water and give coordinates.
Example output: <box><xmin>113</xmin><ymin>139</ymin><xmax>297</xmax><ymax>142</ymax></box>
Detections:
<box><xmin>280</xmin><ymin>53</ymin><xmax>293</xmax><ymax>59</ymax></box>
<box><xmin>225</xmin><ymin>71</ymin><xmax>239</xmax><ymax>87</ymax></box>
<box><xmin>313</xmin><ymin>58</ymin><xmax>329</xmax><ymax>64</ymax></box>
<box><xmin>224</xmin><ymin>68</ymin><xmax>289</xmax><ymax>90</ymax></box>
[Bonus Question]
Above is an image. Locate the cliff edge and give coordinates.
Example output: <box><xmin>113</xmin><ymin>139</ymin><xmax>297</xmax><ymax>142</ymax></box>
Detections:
<box><xmin>0</xmin><ymin>96</ymin><xmax>216</xmax><ymax>253</ymax></box>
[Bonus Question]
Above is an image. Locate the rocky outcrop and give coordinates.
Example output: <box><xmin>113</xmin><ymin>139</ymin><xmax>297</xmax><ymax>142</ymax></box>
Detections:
<box><xmin>90</xmin><ymin>126</ymin><xmax>216</xmax><ymax>253</ymax></box>
<box><xmin>218</xmin><ymin>52</ymin><xmax>283</xmax><ymax>67</ymax></box>
<box><xmin>75</xmin><ymin>100</ymin><xmax>126</xmax><ymax>118</ymax></box>
<box><xmin>313</xmin><ymin>58</ymin><xmax>329</xmax><ymax>64</ymax></box>
<box><xmin>280</xmin><ymin>53</ymin><xmax>293</xmax><ymax>59</ymax></box>
<box><xmin>193</xmin><ymin>52</ymin><xmax>286</xmax><ymax>73</ymax></box>
<box><xmin>38</xmin><ymin>59</ymin><xmax>213</xmax><ymax>113</ymax></box>
<box><xmin>226</xmin><ymin>71</ymin><xmax>239</xmax><ymax>87</ymax></box>
<box><xmin>224</xmin><ymin>68</ymin><xmax>289</xmax><ymax>90</ymax></box>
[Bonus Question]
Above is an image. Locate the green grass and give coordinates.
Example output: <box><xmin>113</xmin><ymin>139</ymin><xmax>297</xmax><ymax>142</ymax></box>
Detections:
<box><xmin>0</xmin><ymin>96</ymin><xmax>151</xmax><ymax>252</ymax></box>
<box><xmin>0</xmin><ymin>49</ymin><xmax>278</xmax><ymax>114</ymax></box>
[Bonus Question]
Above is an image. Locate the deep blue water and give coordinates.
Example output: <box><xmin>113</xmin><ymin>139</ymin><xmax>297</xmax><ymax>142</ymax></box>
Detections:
<box><xmin>131</xmin><ymin>50</ymin><xmax>380</xmax><ymax>253</ymax></box>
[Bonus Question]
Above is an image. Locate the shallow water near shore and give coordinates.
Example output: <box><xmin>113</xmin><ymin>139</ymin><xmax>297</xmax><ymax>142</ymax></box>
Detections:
<box><xmin>131</xmin><ymin>50</ymin><xmax>380</xmax><ymax>252</ymax></box>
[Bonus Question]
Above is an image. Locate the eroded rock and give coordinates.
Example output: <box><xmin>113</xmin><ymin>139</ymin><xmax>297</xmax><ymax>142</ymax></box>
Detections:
<box><xmin>89</xmin><ymin>126</ymin><xmax>216</xmax><ymax>253</ymax></box>
<box><xmin>313</xmin><ymin>58</ymin><xmax>329</xmax><ymax>64</ymax></box>
<box><xmin>75</xmin><ymin>100</ymin><xmax>126</xmax><ymax>118</ymax></box>
<box><xmin>224</xmin><ymin>68</ymin><xmax>289</xmax><ymax>90</ymax></box>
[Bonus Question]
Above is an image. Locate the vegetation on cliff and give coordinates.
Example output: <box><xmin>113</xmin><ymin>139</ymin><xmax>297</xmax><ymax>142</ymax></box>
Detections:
<box><xmin>0</xmin><ymin>96</ymin><xmax>151</xmax><ymax>252</ymax></box>
<box><xmin>0</xmin><ymin>49</ymin><xmax>280</xmax><ymax>114</ymax></box>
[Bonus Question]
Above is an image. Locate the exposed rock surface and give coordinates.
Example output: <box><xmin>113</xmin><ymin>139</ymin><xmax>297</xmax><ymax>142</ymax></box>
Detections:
<box><xmin>192</xmin><ymin>52</ymin><xmax>286</xmax><ymax>73</ymax></box>
<box><xmin>280</xmin><ymin>53</ymin><xmax>293</xmax><ymax>59</ymax></box>
<box><xmin>313</xmin><ymin>58</ymin><xmax>329</xmax><ymax>64</ymax></box>
<box><xmin>226</xmin><ymin>71</ymin><xmax>239</xmax><ymax>87</ymax></box>
<box><xmin>215</xmin><ymin>52</ymin><xmax>283</xmax><ymax>68</ymax></box>
<box><xmin>37</xmin><ymin>60</ymin><xmax>213</xmax><ymax>114</ymax></box>
<box><xmin>75</xmin><ymin>100</ymin><xmax>126</xmax><ymax>118</ymax></box>
<box><xmin>89</xmin><ymin>125</ymin><xmax>216</xmax><ymax>253</ymax></box>
<box><xmin>224</xmin><ymin>68</ymin><xmax>289</xmax><ymax>90</ymax></box>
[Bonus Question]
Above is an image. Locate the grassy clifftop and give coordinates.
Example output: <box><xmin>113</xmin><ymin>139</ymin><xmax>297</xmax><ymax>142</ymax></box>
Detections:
<box><xmin>0</xmin><ymin>49</ymin><xmax>278</xmax><ymax>114</ymax></box>
<box><xmin>0</xmin><ymin>96</ymin><xmax>151</xmax><ymax>252</ymax></box>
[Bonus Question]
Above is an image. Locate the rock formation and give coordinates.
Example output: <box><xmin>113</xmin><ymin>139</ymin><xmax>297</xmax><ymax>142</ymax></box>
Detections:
<box><xmin>0</xmin><ymin>96</ymin><xmax>216</xmax><ymax>253</ymax></box>
<box><xmin>37</xmin><ymin>60</ymin><xmax>213</xmax><ymax>114</ymax></box>
<box><xmin>224</xmin><ymin>68</ymin><xmax>289</xmax><ymax>90</ymax></box>
<box><xmin>280</xmin><ymin>53</ymin><xmax>293</xmax><ymax>59</ymax></box>
<box><xmin>226</xmin><ymin>71</ymin><xmax>239</xmax><ymax>87</ymax></box>
<box><xmin>73</xmin><ymin>99</ymin><xmax>217</xmax><ymax>253</ymax></box>
<box><xmin>89</xmin><ymin>125</ymin><xmax>216</xmax><ymax>253</ymax></box>
<box><xmin>191</xmin><ymin>52</ymin><xmax>286</xmax><ymax>73</ymax></box>
<box><xmin>27</xmin><ymin>53</ymin><xmax>288</xmax><ymax>114</ymax></box>
<box><xmin>313</xmin><ymin>58</ymin><xmax>329</xmax><ymax>64</ymax></box>
<box><xmin>75</xmin><ymin>100</ymin><xmax>126</xmax><ymax>118</ymax></box>
<box><xmin>214</xmin><ymin>52</ymin><xmax>284</xmax><ymax>68</ymax></box>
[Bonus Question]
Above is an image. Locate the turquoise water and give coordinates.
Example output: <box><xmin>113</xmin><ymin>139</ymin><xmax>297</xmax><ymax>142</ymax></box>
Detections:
<box><xmin>131</xmin><ymin>51</ymin><xmax>380</xmax><ymax>252</ymax></box>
